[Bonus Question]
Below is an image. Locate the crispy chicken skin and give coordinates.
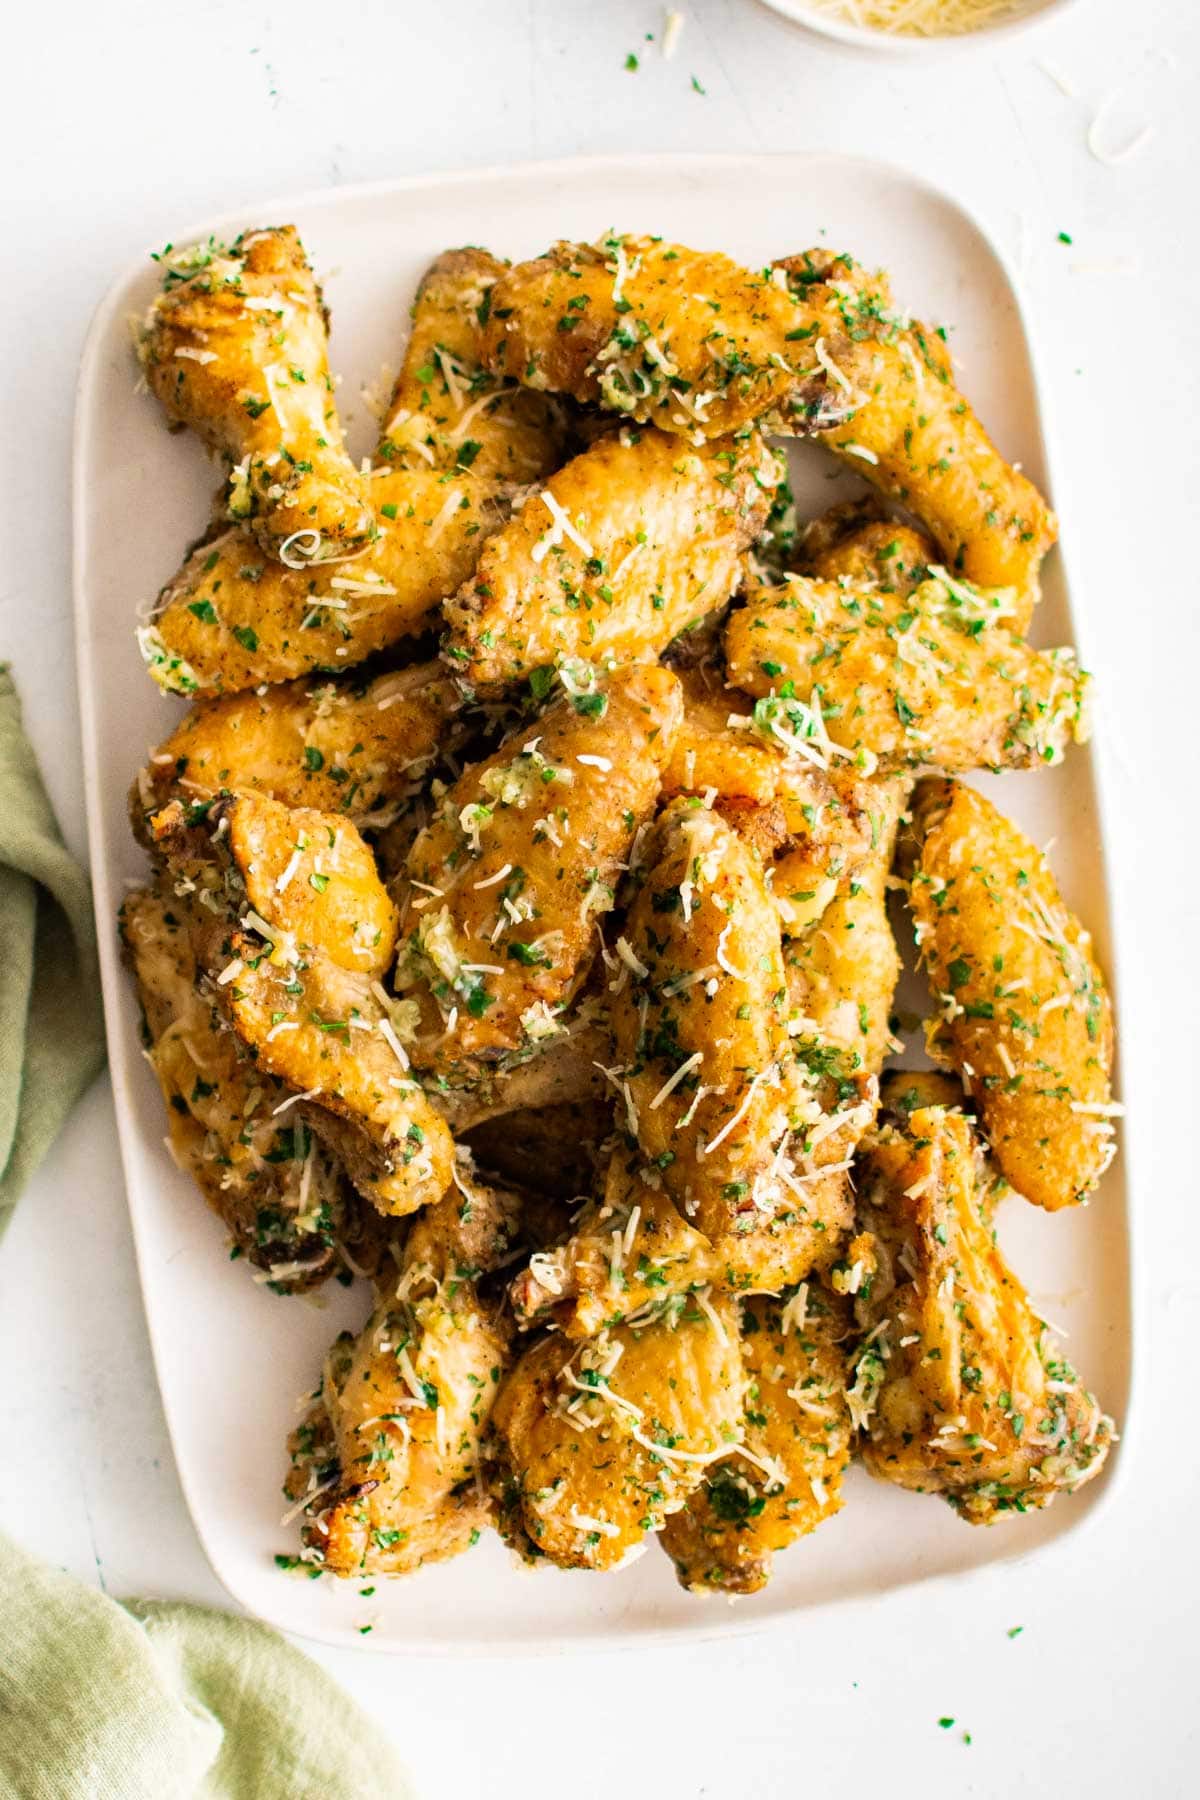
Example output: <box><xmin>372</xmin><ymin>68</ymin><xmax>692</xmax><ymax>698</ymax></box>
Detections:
<box><xmin>120</xmin><ymin>882</ymin><xmax>384</xmax><ymax>1289</ymax></box>
<box><xmin>662</xmin><ymin>1285</ymin><xmax>853</xmax><ymax>1593</ymax></box>
<box><xmin>783</xmin><ymin>777</ymin><xmax>908</xmax><ymax>1074</ymax></box>
<box><xmin>661</xmin><ymin>665</ymin><xmax>881</xmax><ymax>931</ymax></box>
<box><xmin>610</xmin><ymin>800</ymin><xmax>864</xmax><ymax>1288</ymax></box>
<box><xmin>285</xmin><ymin>1170</ymin><xmax>518</xmax><ymax>1577</ymax></box>
<box><xmin>795</xmin><ymin>498</ymin><xmax>935</xmax><ymax>597</ymax></box>
<box><xmin>776</xmin><ymin>252</ymin><xmax>1057</xmax><ymax>602</ymax></box>
<box><xmin>380</xmin><ymin>247</ymin><xmax>567</xmax><ymax>485</ymax></box>
<box><xmin>442</xmin><ymin>427</ymin><xmax>777</xmax><ymax>685</ymax></box>
<box><xmin>139</xmin><ymin>469</ymin><xmax>504</xmax><ymax>697</ymax></box>
<box><xmin>132</xmin><ymin>660</ymin><xmax>463</xmax><ymax>828</ymax></box>
<box><xmin>490</xmin><ymin>1297</ymin><xmax>744</xmax><ymax>1571</ymax></box>
<box><xmin>223</xmin><ymin>792</ymin><xmax>399</xmax><ymax>980</ymax></box>
<box><xmin>509</xmin><ymin>1149</ymin><xmax>715</xmax><ymax>1337</ymax></box>
<box><xmin>225</xmin><ymin>933</ymin><xmax>454</xmax><ymax>1219</ymax></box>
<box><xmin>480</xmin><ymin>236</ymin><xmax>853</xmax><ymax>439</ymax></box>
<box><xmin>905</xmin><ymin>779</ymin><xmax>1116</xmax><ymax>1210</ymax></box>
<box><xmin>396</xmin><ymin>666</ymin><xmax>682</xmax><ymax>1067</ymax></box>
<box><xmin>146</xmin><ymin>792</ymin><xmax>455</xmax><ymax>1218</ymax></box>
<box><xmin>849</xmin><ymin>1076</ymin><xmax>1112</xmax><ymax>1522</ymax></box>
<box><xmin>138</xmin><ymin>226</ymin><xmax>373</xmax><ymax>558</ymax></box>
<box><xmin>725</xmin><ymin>572</ymin><xmax>1090</xmax><ymax>775</ymax></box>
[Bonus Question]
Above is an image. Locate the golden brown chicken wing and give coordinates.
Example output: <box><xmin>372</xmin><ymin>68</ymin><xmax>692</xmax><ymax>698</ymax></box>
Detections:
<box><xmin>783</xmin><ymin>776</ymin><xmax>908</xmax><ymax>1075</ymax></box>
<box><xmin>138</xmin><ymin>226</ymin><xmax>373</xmax><ymax>559</ymax></box>
<box><xmin>480</xmin><ymin>235</ymin><xmax>852</xmax><ymax>439</ymax></box>
<box><xmin>794</xmin><ymin>498</ymin><xmax>934</xmax><ymax>596</ymax></box>
<box><xmin>490</xmin><ymin>1296</ymin><xmax>744</xmax><ymax>1571</ymax></box>
<box><xmin>850</xmin><ymin>1077</ymin><xmax>1112</xmax><ymax>1522</ymax></box>
<box><xmin>379</xmin><ymin>247</ymin><xmax>567</xmax><ymax>484</ymax></box>
<box><xmin>132</xmin><ymin>660</ymin><xmax>463</xmax><ymax>830</ymax></box>
<box><xmin>776</xmin><ymin>251</ymin><xmax>1057</xmax><ymax>602</ymax></box>
<box><xmin>285</xmin><ymin>1168</ymin><xmax>519</xmax><ymax>1577</ymax></box>
<box><xmin>442</xmin><ymin>426</ymin><xmax>777</xmax><ymax>687</ymax></box>
<box><xmin>145</xmin><ymin>792</ymin><xmax>455</xmax><ymax>1219</ymax></box>
<box><xmin>661</xmin><ymin>1284</ymin><xmax>852</xmax><ymax>1593</ymax></box>
<box><xmin>138</xmin><ymin>468</ymin><xmax>505</xmax><ymax>697</ymax></box>
<box><xmin>395</xmin><ymin>665</ymin><xmax>682</xmax><ymax>1068</ymax></box>
<box><xmin>120</xmin><ymin>882</ymin><xmax>385</xmax><ymax>1289</ymax></box>
<box><xmin>609</xmin><ymin>799</ymin><xmax>864</xmax><ymax>1291</ymax></box>
<box><xmin>508</xmin><ymin>1148</ymin><xmax>714</xmax><ymax>1338</ymax></box>
<box><xmin>904</xmin><ymin>779</ymin><xmax>1117</xmax><ymax>1210</ymax></box>
<box><xmin>725</xmin><ymin>572</ymin><xmax>1090</xmax><ymax>775</ymax></box>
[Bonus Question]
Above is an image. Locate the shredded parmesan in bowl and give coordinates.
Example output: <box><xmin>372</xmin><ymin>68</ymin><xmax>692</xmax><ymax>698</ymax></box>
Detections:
<box><xmin>776</xmin><ymin>0</ymin><xmax>1069</xmax><ymax>44</ymax></box>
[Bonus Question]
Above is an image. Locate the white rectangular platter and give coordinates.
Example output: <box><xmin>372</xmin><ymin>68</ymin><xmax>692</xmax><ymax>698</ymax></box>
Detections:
<box><xmin>74</xmin><ymin>152</ymin><xmax>1133</xmax><ymax>1652</ymax></box>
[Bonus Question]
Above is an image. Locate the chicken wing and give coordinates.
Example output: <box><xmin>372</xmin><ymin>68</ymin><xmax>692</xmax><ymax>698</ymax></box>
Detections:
<box><xmin>508</xmin><ymin>1148</ymin><xmax>715</xmax><ymax>1338</ymax></box>
<box><xmin>379</xmin><ymin>247</ymin><xmax>567</xmax><ymax>484</ymax></box>
<box><xmin>395</xmin><ymin>665</ymin><xmax>682</xmax><ymax>1068</ymax></box>
<box><xmin>137</xmin><ymin>226</ymin><xmax>373</xmax><ymax>559</ymax></box>
<box><xmin>490</xmin><ymin>1297</ymin><xmax>744</xmax><ymax>1571</ymax></box>
<box><xmin>221</xmin><ymin>791</ymin><xmax>399</xmax><ymax>979</ymax></box>
<box><xmin>146</xmin><ymin>793</ymin><xmax>455</xmax><ymax>1218</ymax></box>
<box><xmin>850</xmin><ymin>1076</ymin><xmax>1112</xmax><ymax>1522</ymax></box>
<box><xmin>725</xmin><ymin>572</ymin><xmax>1090</xmax><ymax>775</ymax></box>
<box><xmin>904</xmin><ymin>778</ymin><xmax>1116</xmax><ymax>1210</ymax></box>
<box><xmin>794</xmin><ymin>498</ymin><xmax>934</xmax><ymax>597</ymax></box>
<box><xmin>609</xmin><ymin>799</ymin><xmax>863</xmax><ymax>1289</ymax></box>
<box><xmin>661</xmin><ymin>1284</ymin><xmax>852</xmax><ymax>1593</ymax></box>
<box><xmin>442</xmin><ymin>426</ymin><xmax>777</xmax><ymax>686</ymax></box>
<box><xmin>132</xmin><ymin>660</ymin><xmax>463</xmax><ymax>830</ymax></box>
<box><xmin>120</xmin><ymin>882</ymin><xmax>385</xmax><ymax>1289</ymax></box>
<box><xmin>479</xmin><ymin>235</ymin><xmax>852</xmax><ymax>439</ymax></box>
<box><xmin>284</xmin><ymin>1168</ymin><xmax>518</xmax><ymax>1577</ymax></box>
<box><xmin>138</xmin><ymin>468</ymin><xmax>504</xmax><ymax>697</ymax></box>
<box><xmin>783</xmin><ymin>776</ymin><xmax>908</xmax><ymax>1074</ymax></box>
<box><xmin>776</xmin><ymin>251</ymin><xmax>1057</xmax><ymax>602</ymax></box>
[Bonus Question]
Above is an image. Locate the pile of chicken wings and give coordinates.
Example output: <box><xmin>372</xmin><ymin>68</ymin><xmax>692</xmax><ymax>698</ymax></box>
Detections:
<box><xmin>122</xmin><ymin>225</ymin><xmax>1115</xmax><ymax>1594</ymax></box>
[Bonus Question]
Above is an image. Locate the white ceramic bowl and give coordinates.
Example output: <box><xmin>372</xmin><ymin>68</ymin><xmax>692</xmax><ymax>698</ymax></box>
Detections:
<box><xmin>756</xmin><ymin>0</ymin><xmax>1084</xmax><ymax>55</ymax></box>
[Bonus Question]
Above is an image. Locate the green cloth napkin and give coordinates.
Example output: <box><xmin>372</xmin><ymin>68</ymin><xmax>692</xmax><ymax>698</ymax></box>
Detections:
<box><xmin>0</xmin><ymin>1534</ymin><xmax>413</xmax><ymax>1800</ymax></box>
<box><xmin>0</xmin><ymin>667</ymin><xmax>413</xmax><ymax>1799</ymax></box>
<box><xmin>0</xmin><ymin>663</ymin><xmax>106</xmax><ymax>1223</ymax></box>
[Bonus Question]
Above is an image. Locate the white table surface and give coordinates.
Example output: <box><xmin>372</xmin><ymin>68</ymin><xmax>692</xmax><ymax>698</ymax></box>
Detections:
<box><xmin>2</xmin><ymin>1</ymin><xmax>1198</xmax><ymax>1794</ymax></box>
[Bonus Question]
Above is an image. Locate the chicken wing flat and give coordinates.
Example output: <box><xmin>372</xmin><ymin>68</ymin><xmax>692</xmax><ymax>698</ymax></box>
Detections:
<box><xmin>284</xmin><ymin>1170</ymin><xmax>518</xmax><ymax>1577</ymax></box>
<box><xmin>138</xmin><ymin>227</ymin><xmax>373</xmax><ymax>559</ymax></box>
<box><xmin>609</xmin><ymin>799</ymin><xmax>864</xmax><ymax>1289</ymax></box>
<box><xmin>480</xmin><ymin>235</ymin><xmax>852</xmax><ymax>439</ymax></box>
<box><xmin>395</xmin><ymin>666</ymin><xmax>682</xmax><ymax>1067</ymax></box>
<box><xmin>379</xmin><ymin>247</ymin><xmax>567</xmax><ymax>484</ymax></box>
<box><xmin>442</xmin><ymin>427</ymin><xmax>777</xmax><ymax>686</ymax></box>
<box><xmin>490</xmin><ymin>1298</ymin><xmax>743</xmax><ymax>1571</ymax></box>
<box><xmin>850</xmin><ymin>1077</ymin><xmax>1112</xmax><ymax>1522</ymax></box>
<box><xmin>224</xmin><ymin>930</ymin><xmax>453</xmax><ymax>1219</ymax></box>
<box><xmin>139</xmin><ymin>468</ymin><xmax>504</xmax><ymax>697</ymax></box>
<box><xmin>661</xmin><ymin>1285</ymin><xmax>852</xmax><ymax>1593</ymax></box>
<box><xmin>794</xmin><ymin>498</ymin><xmax>934</xmax><ymax>597</ymax></box>
<box><xmin>509</xmin><ymin>1148</ymin><xmax>715</xmax><ymax>1338</ymax></box>
<box><xmin>775</xmin><ymin>252</ymin><xmax>1057</xmax><ymax>601</ymax></box>
<box><xmin>120</xmin><ymin>882</ymin><xmax>385</xmax><ymax>1290</ymax></box>
<box><xmin>725</xmin><ymin>572</ymin><xmax>1090</xmax><ymax>775</ymax></box>
<box><xmin>221</xmin><ymin>792</ymin><xmax>400</xmax><ymax>980</ymax></box>
<box><xmin>905</xmin><ymin>779</ymin><xmax>1116</xmax><ymax>1210</ymax></box>
<box><xmin>132</xmin><ymin>660</ymin><xmax>463</xmax><ymax>830</ymax></box>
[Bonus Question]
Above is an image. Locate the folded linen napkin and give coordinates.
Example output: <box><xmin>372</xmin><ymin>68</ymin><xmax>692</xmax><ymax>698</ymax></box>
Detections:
<box><xmin>0</xmin><ymin>663</ymin><xmax>105</xmax><ymax>1223</ymax></box>
<box><xmin>0</xmin><ymin>665</ymin><xmax>412</xmax><ymax>1799</ymax></box>
<box><xmin>0</xmin><ymin>1534</ymin><xmax>413</xmax><ymax>1800</ymax></box>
